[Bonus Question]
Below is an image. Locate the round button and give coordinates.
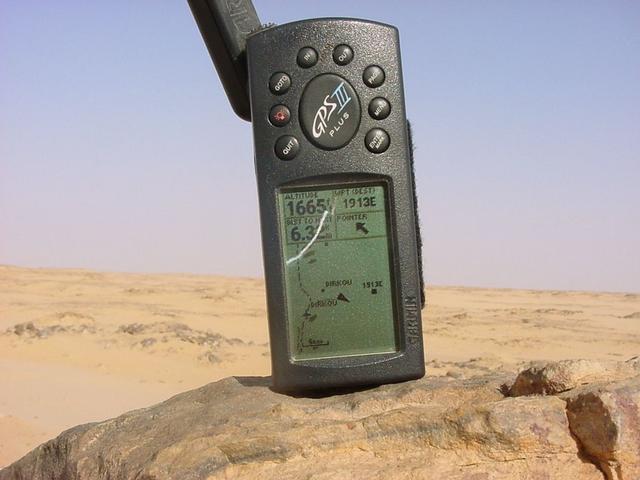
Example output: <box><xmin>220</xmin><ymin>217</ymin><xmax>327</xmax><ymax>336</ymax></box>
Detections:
<box><xmin>299</xmin><ymin>74</ymin><xmax>361</xmax><ymax>150</ymax></box>
<box><xmin>368</xmin><ymin>97</ymin><xmax>391</xmax><ymax>120</ymax></box>
<box><xmin>269</xmin><ymin>105</ymin><xmax>290</xmax><ymax>127</ymax></box>
<box><xmin>363</xmin><ymin>65</ymin><xmax>385</xmax><ymax>88</ymax></box>
<box><xmin>333</xmin><ymin>44</ymin><xmax>354</xmax><ymax>66</ymax></box>
<box><xmin>269</xmin><ymin>72</ymin><xmax>291</xmax><ymax>95</ymax></box>
<box><xmin>297</xmin><ymin>47</ymin><xmax>318</xmax><ymax>68</ymax></box>
<box><xmin>365</xmin><ymin>128</ymin><xmax>390</xmax><ymax>154</ymax></box>
<box><xmin>275</xmin><ymin>135</ymin><xmax>299</xmax><ymax>160</ymax></box>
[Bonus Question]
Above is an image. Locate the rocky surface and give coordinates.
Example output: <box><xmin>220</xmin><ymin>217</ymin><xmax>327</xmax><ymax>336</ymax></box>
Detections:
<box><xmin>2</xmin><ymin>359</ymin><xmax>639</xmax><ymax>480</ymax></box>
<box><xmin>506</xmin><ymin>358</ymin><xmax>638</xmax><ymax>397</ymax></box>
<box><xmin>563</xmin><ymin>373</ymin><xmax>640</xmax><ymax>480</ymax></box>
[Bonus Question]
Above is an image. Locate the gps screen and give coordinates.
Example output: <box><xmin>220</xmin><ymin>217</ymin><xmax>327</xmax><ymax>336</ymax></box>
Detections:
<box><xmin>277</xmin><ymin>183</ymin><xmax>397</xmax><ymax>361</ymax></box>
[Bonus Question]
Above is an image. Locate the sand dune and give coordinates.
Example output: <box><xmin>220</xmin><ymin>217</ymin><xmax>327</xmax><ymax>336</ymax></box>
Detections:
<box><xmin>1</xmin><ymin>265</ymin><xmax>638</xmax><ymax>467</ymax></box>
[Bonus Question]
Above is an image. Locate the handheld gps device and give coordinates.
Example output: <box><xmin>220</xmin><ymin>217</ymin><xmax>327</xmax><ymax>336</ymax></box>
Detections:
<box><xmin>188</xmin><ymin>0</ymin><xmax>425</xmax><ymax>392</ymax></box>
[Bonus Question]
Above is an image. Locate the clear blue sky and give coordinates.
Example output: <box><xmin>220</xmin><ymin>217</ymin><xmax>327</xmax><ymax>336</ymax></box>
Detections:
<box><xmin>1</xmin><ymin>1</ymin><xmax>639</xmax><ymax>292</ymax></box>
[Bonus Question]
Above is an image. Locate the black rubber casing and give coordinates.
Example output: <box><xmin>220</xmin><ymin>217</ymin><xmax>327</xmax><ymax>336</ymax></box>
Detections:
<box><xmin>247</xmin><ymin>19</ymin><xmax>424</xmax><ymax>393</ymax></box>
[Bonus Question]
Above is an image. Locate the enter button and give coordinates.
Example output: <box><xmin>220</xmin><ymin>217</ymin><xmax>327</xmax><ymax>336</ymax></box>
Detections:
<box><xmin>365</xmin><ymin>128</ymin><xmax>390</xmax><ymax>154</ymax></box>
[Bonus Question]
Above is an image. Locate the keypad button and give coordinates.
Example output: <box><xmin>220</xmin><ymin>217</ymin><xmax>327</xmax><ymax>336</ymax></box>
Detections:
<box><xmin>275</xmin><ymin>135</ymin><xmax>300</xmax><ymax>160</ymax></box>
<box><xmin>269</xmin><ymin>105</ymin><xmax>290</xmax><ymax>127</ymax></box>
<box><xmin>269</xmin><ymin>72</ymin><xmax>291</xmax><ymax>95</ymax></box>
<box><xmin>333</xmin><ymin>44</ymin><xmax>354</xmax><ymax>66</ymax></box>
<box><xmin>365</xmin><ymin>128</ymin><xmax>390</xmax><ymax>154</ymax></box>
<box><xmin>363</xmin><ymin>65</ymin><xmax>385</xmax><ymax>88</ymax></box>
<box><xmin>368</xmin><ymin>97</ymin><xmax>391</xmax><ymax>120</ymax></box>
<box><xmin>297</xmin><ymin>47</ymin><xmax>318</xmax><ymax>68</ymax></box>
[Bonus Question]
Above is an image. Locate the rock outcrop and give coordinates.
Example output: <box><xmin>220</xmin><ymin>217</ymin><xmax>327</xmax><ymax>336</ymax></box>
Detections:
<box><xmin>2</xmin><ymin>359</ymin><xmax>639</xmax><ymax>480</ymax></box>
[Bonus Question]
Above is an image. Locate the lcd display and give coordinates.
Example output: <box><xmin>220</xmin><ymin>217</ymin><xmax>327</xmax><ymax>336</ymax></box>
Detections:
<box><xmin>277</xmin><ymin>183</ymin><xmax>397</xmax><ymax>360</ymax></box>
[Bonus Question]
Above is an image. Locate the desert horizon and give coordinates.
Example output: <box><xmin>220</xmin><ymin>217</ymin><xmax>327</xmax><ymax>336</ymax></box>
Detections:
<box><xmin>5</xmin><ymin>262</ymin><xmax>638</xmax><ymax>296</ymax></box>
<box><xmin>1</xmin><ymin>263</ymin><xmax>638</xmax><ymax>467</ymax></box>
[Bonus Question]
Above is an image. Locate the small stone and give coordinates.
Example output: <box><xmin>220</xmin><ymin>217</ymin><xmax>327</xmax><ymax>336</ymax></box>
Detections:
<box><xmin>118</xmin><ymin>323</ymin><xmax>146</xmax><ymax>335</ymax></box>
<box><xmin>203</xmin><ymin>352</ymin><xmax>221</xmax><ymax>364</ymax></box>
<box><xmin>508</xmin><ymin>359</ymin><xmax>610</xmax><ymax>396</ymax></box>
<box><xmin>140</xmin><ymin>338</ymin><xmax>156</xmax><ymax>348</ymax></box>
<box><xmin>12</xmin><ymin>322</ymin><xmax>38</xmax><ymax>336</ymax></box>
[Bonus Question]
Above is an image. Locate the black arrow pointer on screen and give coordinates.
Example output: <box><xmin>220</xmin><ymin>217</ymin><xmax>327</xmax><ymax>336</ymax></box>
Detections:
<box><xmin>355</xmin><ymin>222</ymin><xmax>369</xmax><ymax>235</ymax></box>
<box><xmin>337</xmin><ymin>293</ymin><xmax>350</xmax><ymax>302</ymax></box>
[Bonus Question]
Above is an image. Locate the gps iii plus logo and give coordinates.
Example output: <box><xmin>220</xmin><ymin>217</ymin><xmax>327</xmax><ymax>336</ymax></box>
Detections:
<box><xmin>300</xmin><ymin>74</ymin><xmax>360</xmax><ymax>149</ymax></box>
<box><xmin>312</xmin><ymin>82</ymin><xmax>352</xmax><ymax>139</ymax></box>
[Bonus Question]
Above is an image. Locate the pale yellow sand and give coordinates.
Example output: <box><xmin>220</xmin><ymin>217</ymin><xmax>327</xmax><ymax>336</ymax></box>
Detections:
<box><xmin>0</xmin><ymin>265</ymin><xmax>638</xmax><ymax>467</ymax></box>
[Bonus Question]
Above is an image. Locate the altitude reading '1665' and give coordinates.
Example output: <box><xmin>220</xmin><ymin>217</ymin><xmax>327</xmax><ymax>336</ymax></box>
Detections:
<box><xmin>285</xmin><ymin>198</ymin><xmax>329</xmax><ymax>216</ymax></box>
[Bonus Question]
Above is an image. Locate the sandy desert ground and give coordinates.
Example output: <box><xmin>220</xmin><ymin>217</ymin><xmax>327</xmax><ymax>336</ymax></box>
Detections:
<box><xmin>0</xmin><ymin>264</ymin><xmax>638</xmax><ymax>467</ymax></box>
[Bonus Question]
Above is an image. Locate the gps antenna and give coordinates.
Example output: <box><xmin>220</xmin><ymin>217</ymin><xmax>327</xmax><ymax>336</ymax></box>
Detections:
<box><xmin>187</xmin><ymin>0</ymin><xmax>261</xmax><ymax>121</ymax></box>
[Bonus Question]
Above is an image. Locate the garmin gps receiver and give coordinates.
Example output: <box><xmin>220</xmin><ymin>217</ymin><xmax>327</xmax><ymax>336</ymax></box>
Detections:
<box><xmin>188</xmin><ymin>0</ymin><xmax>425</xmax><ymax>392</ymax></box>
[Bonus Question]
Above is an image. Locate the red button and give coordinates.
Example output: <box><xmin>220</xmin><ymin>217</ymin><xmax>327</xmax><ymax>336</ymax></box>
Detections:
<box><xmin>269</xmin><ymin>105</ymin><xmax>291</xmax><ymax>127</ymax></box>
